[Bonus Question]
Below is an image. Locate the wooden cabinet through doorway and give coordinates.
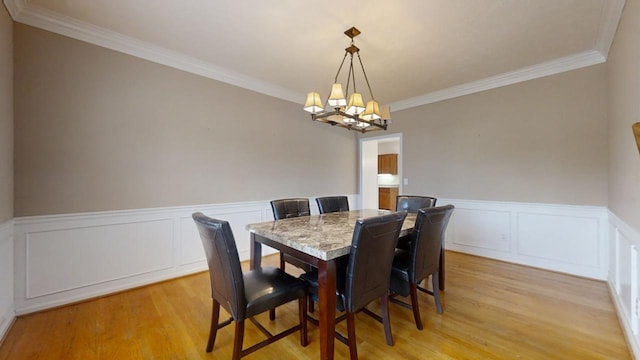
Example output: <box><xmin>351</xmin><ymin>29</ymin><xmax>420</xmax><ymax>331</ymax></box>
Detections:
<box><xmin>379</xmin><ymin>187</ymin><xmax>399</xmax><ymax>210</ymax></box>
<box><xmin>378</xmin><ymin>154</ymin><xmax>398</xmax><ymax>174</ymax></box>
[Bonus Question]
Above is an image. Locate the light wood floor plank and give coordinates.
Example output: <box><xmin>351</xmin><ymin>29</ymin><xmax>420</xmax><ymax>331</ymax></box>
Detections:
<box><xmin>0</xmin><ymin>251</ymin><xmax>630</xmax><ymax>359</ymax></box>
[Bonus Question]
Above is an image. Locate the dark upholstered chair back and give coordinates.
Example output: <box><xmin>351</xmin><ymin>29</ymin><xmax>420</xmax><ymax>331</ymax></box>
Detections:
<box><xmin>396</xmin><ymin>195</ymin><xmax>437</xmax><ymax>213</ymax></box>
<box><xmin>344</xmin><ymin>212</ymin><xmax>406</xmax><ymax>313</ymax></box>
<box><xmin>410</xmin><ymin>205</ymin><xmax>455</xmax><ymax>283</ymax></box>
<box><xmin>316</xmin><ymin>196</ymin><xmax>350</xmax><ymax>214</ymax></box>
<box><xmin>271</xmin><ymin>198</ymin><xmax>311</xmax><ymax>220</ymax></box>
<box><xmin>192</xmin><ymin>212</ymin><xmax>245</xmax><ymax>320</ymax></box>
<box><xmin>270</xmin><ymin>198</ymin><xmax>314</xmax><ymax>274</ymax></box>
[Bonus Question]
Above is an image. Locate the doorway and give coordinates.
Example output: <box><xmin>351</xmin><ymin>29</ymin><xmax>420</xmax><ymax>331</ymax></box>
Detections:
<box><xmin>359</xmin><ymin>133</ymin><xmax>402</xmax><ymax>209</ymax></box>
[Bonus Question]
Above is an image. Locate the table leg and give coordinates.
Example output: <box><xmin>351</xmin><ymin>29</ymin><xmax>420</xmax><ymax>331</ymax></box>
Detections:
<box><xmin>250</xmin><ymin>233</ymin><xmax>262</xmax><ymax>270</ymax></box>
<box><xmin>318</xmin><ymin>259</ymin><xmax>337</xmax><ymax>360</ymax></box>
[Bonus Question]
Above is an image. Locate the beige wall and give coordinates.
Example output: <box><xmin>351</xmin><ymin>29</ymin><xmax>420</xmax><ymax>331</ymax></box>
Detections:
<box><xmin>607</xmin><ymin>0</ymin><xmax>640</xmax><ymax>231</ymax></box>
<box><xmin>0</xmin><ymin>6</ymin><xmax>13</xmax><ymax>222</ymax></box>
<box><xmin>13</xmin><ymin>24</ymin><xmax>357</xmax><ymax>216</ymax></box>
<box><xmin>377</xmin><ymin>65</ymin><xmax>608</xmax><ymax>206</ymax></box>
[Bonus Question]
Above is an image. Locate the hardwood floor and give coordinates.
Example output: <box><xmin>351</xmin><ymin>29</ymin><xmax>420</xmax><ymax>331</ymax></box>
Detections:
<box><xmin>0</xmin><ymin>251</ymin><xmax>630</xmax><ymax>359</ymax></box>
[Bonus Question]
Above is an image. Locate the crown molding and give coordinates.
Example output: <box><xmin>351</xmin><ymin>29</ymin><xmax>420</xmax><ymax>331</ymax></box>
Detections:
<box><xmin>390</xmin><ymin>50</ymin><xmax>606</xmax><ymax>111</ymax></box>
<box><xmin>4</xmin><ymin>0</ymin><xmax>624</xmax><ymax>111</ymax></box>
<box><xmin>2</xmin><ymin>0</ymin><xmax>24</xmax><ymax>19</ymax></box>
<box><xmin>4</xmin><ymin>0</ymin><xmax>303</xmax><ymax>104</ymax></box>
<box><xmin>596</xmin><ymin>0</ymin><xmax>626</xmax><ymax>58</ymax></box>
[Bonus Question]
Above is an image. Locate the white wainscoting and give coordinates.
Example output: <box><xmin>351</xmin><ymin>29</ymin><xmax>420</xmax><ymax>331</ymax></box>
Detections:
<box><xmin>9</xmin><ymin>197</ymin><xmax>640</xmax><ymax>356</ymax></box>
<box><xmin>12</xmin><ymin>195</ymin><xmax>358</xmax><ymax>315</ymax></box>
<box><xmin>441</xmin><ymin>199</ymin><xmax>609</xmax><ymax>280</ymax></box>
<box><xmin>0</xmin><ymin>219</ymin><xmax>14</xmax><ymax>341</ymax></box>
<box><xmin>608</xmin><ymin>211</ymin><xmax>640</xmax><ymax>358</ymax></box>
<box><xmin>12</xmin><ymin>196</ymin><xmax>608</xmax><ymax>316</ymax></box>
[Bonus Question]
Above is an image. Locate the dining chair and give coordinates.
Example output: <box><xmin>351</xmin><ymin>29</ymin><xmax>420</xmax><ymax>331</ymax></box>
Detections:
<box><xmin>270</xmin><ymin>198</ymin><xmax>313</xmax><ymax>272</ymax></box>
<box><xmin>192</xmin><ymin>212</ymin><xmax>308</xmax><ymax>360</ymax></box>
<box><xmin>315</xmin><ymin>196</ymin><xmax>350</xmax><ymax>214</ymax></box>
<box><xmin>389</xmin><ymin>205</ymin><xmax>454</xmax><ymax>330</ymax></box>
<box><xmin>270</xmin><ymin>198</ymin><xmax>315</xmax><ymax>315</ymax></box>
<box><xmin>301</xmin><ymin>211</ymin><xmax>407</xmax><ymax>360</ymax></box>
<box><xmin>395</xmin><ymin>195</ymin><xmax>437</xmax><ymax>250</ymax></box>
<box><xmin>396</xmin><ymin>195</ymin><xmax>437</xmax><ymax>213</ymax></box>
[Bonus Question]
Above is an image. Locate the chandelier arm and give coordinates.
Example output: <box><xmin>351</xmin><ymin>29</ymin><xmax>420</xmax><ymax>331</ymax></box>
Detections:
<box><xmin>345</xmin><ymin>57</ymin><xmax>353</xmax><ymax>95</ymax></box>
<box><xmin>356</xmin><ymin>52</ymin><xmax>375</xmax><ymax>100</ymax></box>
<box><xmin>333</xmin><ymin>52</ymin><xmax>349</xmax><ymax>83</ymax></box>
<box><xmin>350</xmin><ymin>54</ymin><xmax>357</xmax><ymax>93</ymax></box>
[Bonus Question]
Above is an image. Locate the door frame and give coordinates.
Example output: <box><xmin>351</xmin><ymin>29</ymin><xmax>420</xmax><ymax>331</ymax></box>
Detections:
<box><xmin>358</xmin><ymin>133</ymin><xmax>403</xmax><ymax>209</ymax></box>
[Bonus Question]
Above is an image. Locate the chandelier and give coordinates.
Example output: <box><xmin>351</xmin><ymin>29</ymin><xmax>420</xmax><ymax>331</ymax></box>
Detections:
<box><xmin>303</xmin><ymin>27</ymin><xmax>390</xmax><ymax>133</ymax></box>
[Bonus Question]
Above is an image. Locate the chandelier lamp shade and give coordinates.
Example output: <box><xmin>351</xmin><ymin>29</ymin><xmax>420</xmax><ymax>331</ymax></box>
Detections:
<box><xmin>303</xmin><ymin>26</ymin><xmax>390</xmax><ymax>133</ymax></box>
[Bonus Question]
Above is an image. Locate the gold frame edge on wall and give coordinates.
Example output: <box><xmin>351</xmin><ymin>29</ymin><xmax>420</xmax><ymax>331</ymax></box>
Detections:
<box><xmin>633</xmin><ymin>122</ymin><xmax>640</xmax><ymax>155</ymax></box>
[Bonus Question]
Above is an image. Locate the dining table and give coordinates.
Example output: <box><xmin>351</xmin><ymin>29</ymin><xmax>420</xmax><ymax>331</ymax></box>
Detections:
<box><xmin>246</xmin><ymin>209</ymin><xmax>416</xmax><ymax>360</ymax></box>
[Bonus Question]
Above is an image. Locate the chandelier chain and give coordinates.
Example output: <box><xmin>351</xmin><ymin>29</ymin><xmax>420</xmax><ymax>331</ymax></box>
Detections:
<box><xmin>334</xmin><ymin>52</ymin><xmax>349</xmax><ymax>84</ymax></box>
<box><xmin>357</xmin><ymin>52</ymin><xmax>375</xmax><ymax>100</ymax></box>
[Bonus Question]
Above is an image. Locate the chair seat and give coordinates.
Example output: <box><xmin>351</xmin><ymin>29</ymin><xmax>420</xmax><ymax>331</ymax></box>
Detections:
<box><xmin>300</xmin><ymin>255</ymin><xmax>349</xmax><ymax>311</ymax></box>
<box><xmin>396</xmin><ymin>234</ymin><xmax>411</xmax><ymax>250</ymax></box>
<box><xmin>244</xmin><ymin>266</ymin><xmax>307</xmax><ymax>318</ymax></box>
<box><xmin>300</xmin><ymin>264</ymin><xmax>347</xmax><ymax>312</ymax></box>
<box><xmin>390</xmin><ymin>249</ymin><xmax>412</xmax><ymax>297</ymax></box>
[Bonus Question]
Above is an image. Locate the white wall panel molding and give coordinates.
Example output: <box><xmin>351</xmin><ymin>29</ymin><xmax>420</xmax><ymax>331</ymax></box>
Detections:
<box><xmin>13</xmin><ymin>201</ymin><xmax>271</xmax><ymax>314</ymax></box>
<box><xmin>607</xmin><ymin>211</ymin><xmax>640</xmax><ymax>359</ymax></box>
<box><xmin>441</xmin><ymin>199</ymin><xmax>609</xmax><ymax>280</ymax></box>
<box><xmin>0</xmin><ymin>219</ymin><xmax>15</xmax><ymax>341</ymax></box>
<box><xmin>12</xmin><ymin>195</ymin><xmax>358</xmax><ymax>315</ymax></box>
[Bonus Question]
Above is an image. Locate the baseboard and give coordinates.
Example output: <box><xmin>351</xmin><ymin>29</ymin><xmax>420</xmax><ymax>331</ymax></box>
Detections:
<box><xmin>609</xmin><ymin>281</ymin><xmax>640</xmax><ymax>359</ymax></box>
<box><xmin>0</xmin><ymin>307</ymin><xmax>15</xmax><ymax>346</ymax></box>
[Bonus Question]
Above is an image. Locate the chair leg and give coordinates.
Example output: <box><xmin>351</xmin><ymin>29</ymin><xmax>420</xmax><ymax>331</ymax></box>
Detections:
<box><xmin>308</xmin><ymin>296</ymin><xmax>315</xmax><ymax>313</ymax></box>
<box><xmin>269</xmin><ymin>309</ymin><xmax>276</xmax><ymax>320</ymax></box>
<box><xmin>380</xmin><ymin>293</ymin><xmax>394</xmax><ymax>346</ymax></box>
<box><xmin>432</xmin><ymin>273</ymin><xmax>443</xmax><ymax>314</ymax></box>
<box><xmin>409</xmin><ymin>283</ymin><xmax>423</xmax><ymax>330</ymax></box>
<box><xmin>346</xmin><ymin>312</ymin><xmax>358</xmax><ymax>360</ymax></box>
<box><xmin>279</xmin><ymin>252</ymin><xmax>286</xmax><ymax>270</ymax></box>
<box><xmin>206</xmin><ymin>300</ymin><xmax>221</xmax><ymax>352</ymax></box>
<box><xmin>298</xmin><ymin>297</ymin><xmax>308</xmax><ymax>346</ymax></box>
<box><xmin>232</xmin><ymin>320</ymin><xmax>245</xmax><ymax>360</ymax></box>
<box><xmin>439</xmin><ymin>248</ymin><xmax>445</xmax><ymax>291</ymax></box>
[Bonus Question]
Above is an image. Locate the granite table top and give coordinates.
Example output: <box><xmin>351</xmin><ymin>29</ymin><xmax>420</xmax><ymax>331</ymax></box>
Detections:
<box><xmin>246</xmin><ymin>209</ymin><xmax>415</xmax><ymax>261</ymax></box>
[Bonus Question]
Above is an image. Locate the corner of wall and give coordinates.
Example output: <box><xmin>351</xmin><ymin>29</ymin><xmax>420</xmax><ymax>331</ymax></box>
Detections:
<box><xmin>0</xmin><ymin>218</ymin><xmax>15</xmax><ymax>341</ymax></box>
<box><xmin>607</xmin><ymin>210</ymin><xmax>640</xmax><ymax>359</ymax></box>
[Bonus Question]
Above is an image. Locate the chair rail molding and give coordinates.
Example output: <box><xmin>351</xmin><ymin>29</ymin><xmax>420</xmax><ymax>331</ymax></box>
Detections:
<box><xmin>0</xmin><ymin>218</ymin><xmax>15</xmax><ymax>341</ymax></box>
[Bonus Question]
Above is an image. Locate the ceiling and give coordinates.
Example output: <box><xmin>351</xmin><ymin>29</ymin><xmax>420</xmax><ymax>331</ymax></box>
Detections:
<box><xmin>3</xmin><ymin>0</ymin><xmax>625</xmax><ymax>111</ymax></box>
